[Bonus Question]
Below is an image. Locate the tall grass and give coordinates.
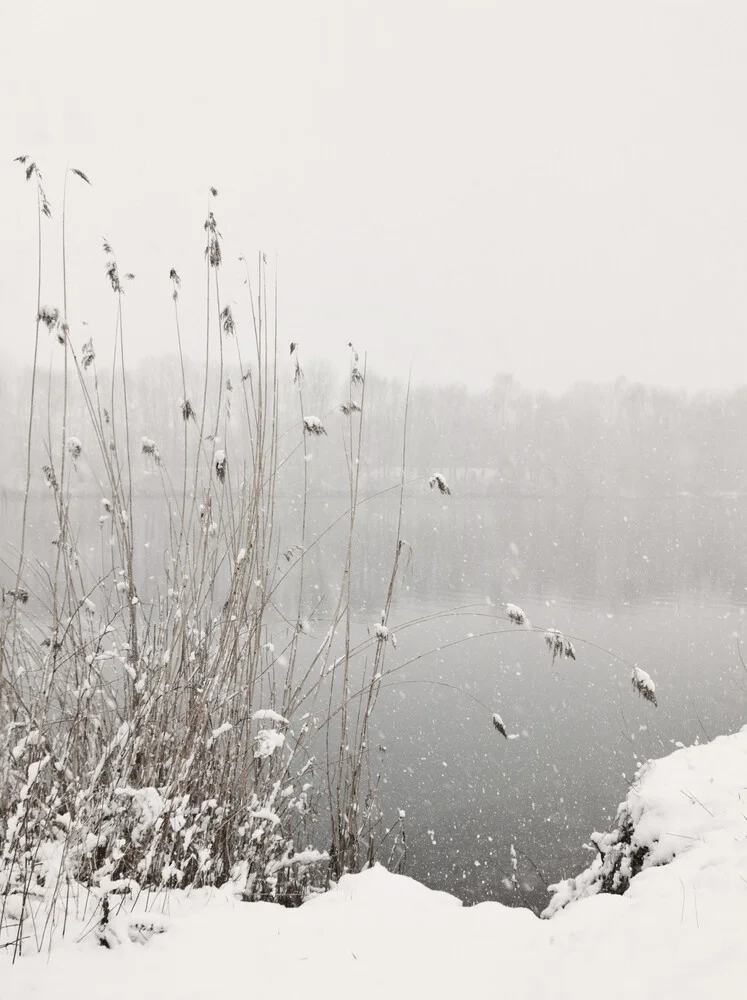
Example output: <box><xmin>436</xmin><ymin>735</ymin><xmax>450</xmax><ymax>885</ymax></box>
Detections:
<box><xmin>0</xmin><ymin>171</ymin><xmax>427</xmax><ymax>957</ymax></box>
<box><xmin>0</xmin><ymin>164</ymin><xmax>657</xmax><ymax>958</ymax></box>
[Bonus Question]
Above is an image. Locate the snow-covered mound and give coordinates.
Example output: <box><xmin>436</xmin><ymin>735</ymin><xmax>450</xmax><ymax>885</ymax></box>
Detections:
<box><xmin>544</xmin><ymin>724</ymin><xmax>747</xmax><ymax>915</ymax></box>
<box><xmin>4</xmin><ymin>729</ymin><xmax>747</xmax><ymax>999</ymax></box>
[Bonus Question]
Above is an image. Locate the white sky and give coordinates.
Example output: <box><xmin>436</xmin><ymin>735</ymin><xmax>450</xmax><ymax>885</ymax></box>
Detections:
<box><xmin>2</xmin><ymin>0</ymin><xmax>747</xmax><ymax>391</ymax></box>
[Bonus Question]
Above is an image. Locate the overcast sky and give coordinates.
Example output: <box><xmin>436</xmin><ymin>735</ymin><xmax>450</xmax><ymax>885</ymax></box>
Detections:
<box><xmin>2</xmin><ymin>0</ymin><xmax>747</xmax><ymax>392</ymax></box>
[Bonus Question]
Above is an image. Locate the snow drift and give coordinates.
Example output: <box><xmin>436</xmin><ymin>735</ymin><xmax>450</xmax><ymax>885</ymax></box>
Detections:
<box><xmin>4</xmin><ymin>727</ymin><xmax>747</xmax><ymax>999</ymax></box>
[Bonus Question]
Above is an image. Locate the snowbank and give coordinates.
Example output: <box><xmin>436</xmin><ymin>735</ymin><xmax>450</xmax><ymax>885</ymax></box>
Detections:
<box><xmin>4</xmin><ymin>728</ymin><xmax>747</xmax><ymax>999</ymax></box>
<box><xmin>545</xmin><ymin>724</ymin><xmax>747</xmax><ymax>913</ymax></box>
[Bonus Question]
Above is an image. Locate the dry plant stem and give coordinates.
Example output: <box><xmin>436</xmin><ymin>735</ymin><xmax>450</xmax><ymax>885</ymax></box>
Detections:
<box><xmin>52</xmin><ymin>170</ymin><xmax>72</xmax><ymax>646</ymax></box>
<box><xmin>363</xmin><ymin>371</ymin><xmax>410</xmax><ymax>709</ymax></box>
<box><xmin>285</xmin><ymin>344</ymin><xmax>308</xmax><ymax>703</ymax></box>
<box><xmin>2</xmin><ymin>176</ymin><xmax>606</xmax><ymax>959</ymax></box>
<box><xmin>115</xmin><ymin>295</ymin><xmax>138</xmax><ymax>664</ymax></box>
<box><xmin>50</xmin><ymin>165</ymin><xmax>88</xmax><ymax>671</ymax></box>
<box><xmin>265</xmin><ymin>475</ymin><xmax>431</xmax><ymax>606</ymax></box>
<box><xmin>184</xmin><ymin>198</ymin><xmax>215</xmax><ymax>575</ymax></box>
<box><xmin>328</xmin><ymin>357</ymin><xmax>369</xmax><ymax>873</ymax></box>
<box><xmin>172</xmin><ymin>274</ymin><xmax>190</xmax><ymax>548</ymax></box>
<box><xmin>2</xmin><ymin>169</ymin><xmax>44</xmax><ymax>692</ymax></box>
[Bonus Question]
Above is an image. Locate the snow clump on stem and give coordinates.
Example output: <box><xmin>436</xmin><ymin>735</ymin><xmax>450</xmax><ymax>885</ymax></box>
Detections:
<box><xmin>254</xmin><ymin>729</ymin><xmax>285</xmax><ymax>760</ymax></box>
<box><xmin>506</xmin><ymin>603</ymin><xmax>529</xmax><ymax>627</ymax></box>
<box><xmin>429</xmin><ymin>473</ymin><xmax>451</xmax><ymax>495</ymax></box>
<box><xmin>303</xmin><ymin>415</ymin><xmax>327</xmax><ymax>436</ymax></box>
<box><xmin>214</xmin><ymin>449</ymin><xmax>227</xmax><ymax>483</ymax></box>
<box><xmin>67</xmin><ymin>436</ymin><xmax>82</xmax><ymax>461</ymax></box>
<box><xmin>492</xmin><ymin>713</ymin><xmax>508</xmax><ymax>739</ymax></box>
<box><xmin>632</xmin><ymin>666</ymin><xmax>657</xmax><ymax>707</ymax></box>
<box><xmin>141</xmin><ymin>437</ymin><xmax>162</xmax><ymax>465</ymax></box>
<box><xmin>544</xmin><ymin>628</ymin><xmax>576</xmax><ymax>664</ymax></box>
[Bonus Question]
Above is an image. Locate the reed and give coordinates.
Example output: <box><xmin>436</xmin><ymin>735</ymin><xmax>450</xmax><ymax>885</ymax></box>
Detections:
<box><xmin>0</xmin><ymin>163</ymin><xmax>657</xmax><ymax>957</ymax></box>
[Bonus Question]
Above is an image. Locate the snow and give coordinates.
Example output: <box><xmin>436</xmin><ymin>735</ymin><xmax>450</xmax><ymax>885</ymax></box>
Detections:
<box><xmin>253</xmin><ymin>728</ymin><xmax>285</xmax><ymax>758</ymax></box>
<box><xmin>252</xmin><ymin>709</ymin><xmax>289</xmax><ymax>725</ymax></box>
<box><xmin>491</xmin><ymin>712</ymin><xmax>508</xmax><ymax>738</ymax></box>
<box><xmin>428</xmin><ymin>472</ymin><xmax>451</xmax><ymax>495</ymax></box>
<box><xmin>206</xmin><ymin>722</ymin><xmax>233</xmax><ymax>747</ymax></box>
<box><xmin>111</xmin><ymin>787</ymin><xmax>165</xmax><ymax>845</ymax></box>
<box><xmin>249</xmin><ymin>807</ymin><xmax>281</xmax><ymax>827</ymax></box>
<box><xmin>11</xmin><ymin>729</ymin><xmax>40</xmax><ymax>760</ymax></box>
<box><xmin>545</xmin><ymin>723</ymin><xmax>747</xmax><ymax>913</ymax></box>
<box><xmin>4</xmin><ymin>728</ymin><xmax>747</xmax><ymax>998</ymax></box>
<box><xmin>303</xmin><ymin>415</ymin><xmax>327</xmax><ymax>436</ymax></box>
<box><xmin>506</xmin><ymin>602</ymin><xmax>530</xmax><ymax>627</ymax></box>
<box><xmin>631</xmin><ymin>665</ymin><xmax>658</xmax><ymax>706</ymax></box>
<box><xmin>266</xmin><ymin>848</ymin><xmax>329</xmax><ymax>874</ymax></box>
<box><xmin>544</xmin><ymin>627</ymin><xmax>576</xmax><ymax>662</ymax></box>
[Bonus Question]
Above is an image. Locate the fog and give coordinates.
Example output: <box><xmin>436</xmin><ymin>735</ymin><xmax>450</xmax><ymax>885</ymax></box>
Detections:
<box><xmin>5</xmin><ymin>2</ymin><xmax>747</xmax><ymax>392</ymax></box>
<box><xmin>5</xmin><ymin>4</ymin><xmax>747</xmax><ymax>978</ymax></box>
<box><xmin>3</xmin><ymin>358</ymin><xmax>747</xmax><ymax>501</ymax></box>
<box><xmin>3</xmin><ymin>357</ymin><xmax>746</xmax><ymax>908</ymax></box>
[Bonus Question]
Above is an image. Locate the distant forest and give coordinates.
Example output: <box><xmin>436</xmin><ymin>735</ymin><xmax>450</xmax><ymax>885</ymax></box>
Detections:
<box><xmin>1</xmin><ymin>356</ymin><xmax>746</xmax><ymax>499</ymax></box>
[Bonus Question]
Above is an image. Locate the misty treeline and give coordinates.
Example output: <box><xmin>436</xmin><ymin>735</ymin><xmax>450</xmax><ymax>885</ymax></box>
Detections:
<box><xmin>0</xmin><ymin>357</ymin><xmax>744</xmax><ymax>499</ymax></box>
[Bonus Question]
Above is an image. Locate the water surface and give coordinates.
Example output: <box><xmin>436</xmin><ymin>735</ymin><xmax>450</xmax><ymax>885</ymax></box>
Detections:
<box><xmin>3</xmin><ymin>490</ymin><xmax>746</xmax><ymax>909</ymax></box>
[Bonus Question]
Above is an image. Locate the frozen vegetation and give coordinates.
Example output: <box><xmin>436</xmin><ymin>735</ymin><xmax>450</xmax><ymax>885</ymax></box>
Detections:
<box><xmin>3</xmin><ymin>727</ymin><xmax>747</xmax><ymax>998</ymax></box>
<box><xmin>2</xmin><ymin>166</ymin><xmax>744</xmax><ymax>995</ymax></box>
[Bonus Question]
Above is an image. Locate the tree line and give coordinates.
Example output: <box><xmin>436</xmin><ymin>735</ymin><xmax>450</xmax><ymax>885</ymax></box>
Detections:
<box><xmin>0</xmin><ymin>355</ymin><xmax>745</xmax><ymax>499</ymax></box>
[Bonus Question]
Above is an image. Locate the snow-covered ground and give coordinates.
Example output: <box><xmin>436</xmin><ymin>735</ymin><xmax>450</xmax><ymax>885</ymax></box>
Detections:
<box><xmin>4</xmin><ymin>726</ymin><xmax>747</xmax><ymax>999</ymax></box>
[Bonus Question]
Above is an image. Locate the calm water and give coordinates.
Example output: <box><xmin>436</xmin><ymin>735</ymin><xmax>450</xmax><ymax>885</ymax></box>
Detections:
<box><xmin>3</xmin><ymin>489</ymin><xmax>747</xmax><ymax>910</ymax></box>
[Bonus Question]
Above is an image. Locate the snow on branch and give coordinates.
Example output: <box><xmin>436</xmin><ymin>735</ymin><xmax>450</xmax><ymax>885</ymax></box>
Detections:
<box><xmin>252</xmin><ymin>709</ymin><xmax>289</xmax><ymax>726</ymax></box>
<box><xmin>254</xmin><ymin>729</ymin><xmax>285</xmax><ymax>760</ymax></box>
<box><xmin>266</xmin><ymin>849</ymin><xmax>330</xmax><ymax>875</ymax></box>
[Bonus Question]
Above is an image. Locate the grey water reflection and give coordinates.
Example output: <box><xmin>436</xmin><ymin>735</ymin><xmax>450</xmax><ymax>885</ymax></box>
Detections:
<box><xmin>3</xmin><ymin>490</ymin><xmax>746</xmax><ymax>910</ymax></box>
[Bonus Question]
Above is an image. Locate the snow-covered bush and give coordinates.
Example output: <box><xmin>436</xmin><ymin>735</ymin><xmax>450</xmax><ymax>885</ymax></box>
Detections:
<box><xmin>543</xmin><ymin>729</ymin><xmax>746</xmax><ymax>917</ymax></box>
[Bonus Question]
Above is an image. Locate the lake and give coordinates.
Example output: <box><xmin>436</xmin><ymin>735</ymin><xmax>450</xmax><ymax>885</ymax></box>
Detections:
<box><xmin>3</xmin><ymin>488</ymin><xmax>747</xmax><ymax>911</ymax></box>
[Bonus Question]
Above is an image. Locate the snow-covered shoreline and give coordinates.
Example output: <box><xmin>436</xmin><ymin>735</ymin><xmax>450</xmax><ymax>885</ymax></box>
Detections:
<box><xmin>5</xmin><ymin>727</ymin><xmax>747</xmax><ymax>999</ymax></box>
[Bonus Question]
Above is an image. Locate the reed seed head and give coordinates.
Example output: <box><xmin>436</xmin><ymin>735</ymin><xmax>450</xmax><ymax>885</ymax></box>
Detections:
<box><xmin>303</xmin><ymin>416</ymin><xmax>327</xmax><ymax>436</ymax></box>
<box><xmin>544</xmin><ymin>628</ymin><xmax>576</xmax><ymax>663</ymax></box>
<box><xmin>41</xmin><ymin>464</ymin><xmax>58</xmax><ymax>491</ymax></box>
<box><xmin>38</xmin><ymin>306</ymin><xmax>60</xmax><ymax>330</ymax></box>
<box><xmin>492</xmin><ymin>713</ymin><xmax>508</xmax><ymax>738</ymax></box>
<box><xmin>81</xmin><ymin>339</ymin><xmax>95</xmax><ymax>370</ymax></box>
<box><xmin>506</xmin><ymin>603</ymin><xmax>529</xmax><ymax>627</ymax></box>
<box><xmin>632</xmin><ymin>666</ymin><xmax>657</xmax><ymax>707</ymax></box>
<box><xmin>428</xmin><ymin>473</ymin><xmax>451</xmax><ymax>496</ymax></box>
<box><xmin>220</xmin><ymin>305</ymin><xmax>235</xmax><ymax>336</ymax></box>
<box><xmin>70</xmin><ymin>167</ymin><xmax>92</xmax><ymax>185</ymax></box>
<box><xmin>340</xmin><ymin>400</ymin><xmax>362</xmax><ymax>416</ymax></box>
<box><xmin>141</xmin><ymin>437</ymin><xmax>162</xmax><ymax>465</ymax></box>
